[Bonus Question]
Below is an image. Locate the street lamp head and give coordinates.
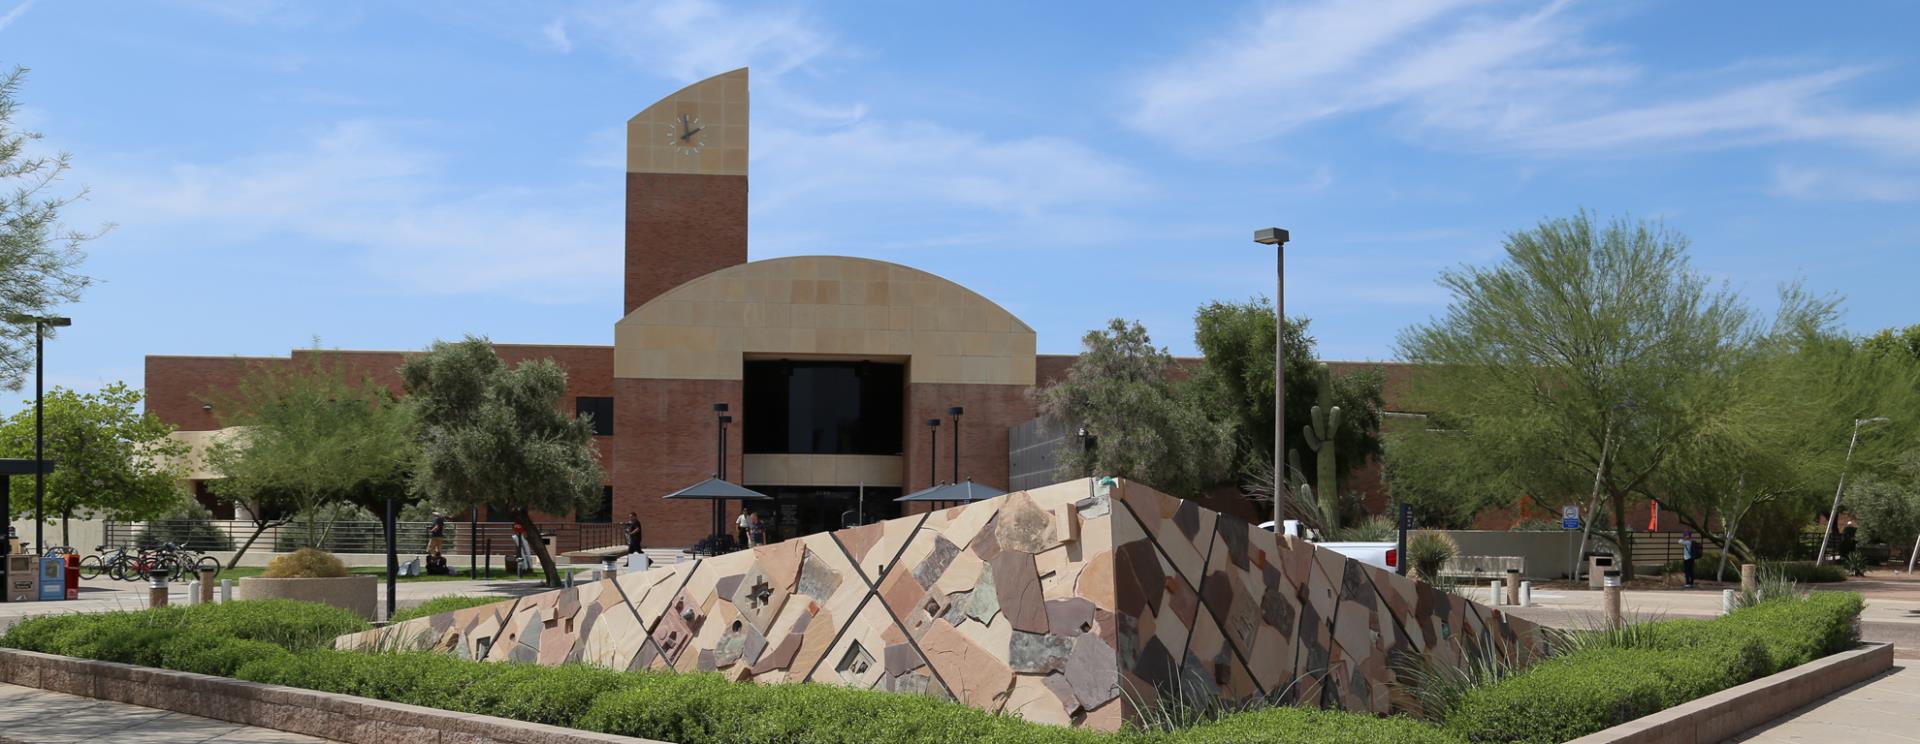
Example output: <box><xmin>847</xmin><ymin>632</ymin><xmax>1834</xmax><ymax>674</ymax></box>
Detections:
<box><xmin>719</xmin><ymin>415</ymin><xmax>733</xmax><ymax>424</ymax></box>
<box><xmin>948</xmin><ymin>406</ymin><xmax>964</xmax><ymax>417</ymax></box>
<box><xmin>1858</xmin><ymin>416</ymin><xmax>1891</xmax><ymax>426</ymax></box>
<box><xmin>4</xmin><ymin>314</ymin><xmax>71</xmax><ymax>327</ymax></box>
<box><xmin>46</xmin><ymin>317</ymin><xmax>71</xmax><ymax>328</ymax></box>
<box><xmin>926</xmin><ymin>418</ymin><xmax>941</xmax><ymax>427</ymax></box>
<box><xmin>712</xmin><ymin>402</ymin><xmax>729</xmax><ymax>413</ymax></box>
<box><xmin>1253</xmin><ymin>227</ymin><xmax>1290</xmax><ymax>246</ymax></box>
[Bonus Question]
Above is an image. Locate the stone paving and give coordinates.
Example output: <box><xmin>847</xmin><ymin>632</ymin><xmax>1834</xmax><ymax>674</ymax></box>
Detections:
<box><xmin>0</xmin><ymin>683</ymin><xmax>335</xmax><ymax>743</ymax></box>
<box><xmin>1729</xmin><ymin>663</ymin><xmax>1920</xmax><ymax>743</ymax></box>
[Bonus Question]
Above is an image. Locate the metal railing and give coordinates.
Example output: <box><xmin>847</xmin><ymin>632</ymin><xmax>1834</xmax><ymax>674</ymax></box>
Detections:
<box><xmin>103</xmin><ymin>519</ymin><xmax>623</xmax><ymax>557</ymax></box>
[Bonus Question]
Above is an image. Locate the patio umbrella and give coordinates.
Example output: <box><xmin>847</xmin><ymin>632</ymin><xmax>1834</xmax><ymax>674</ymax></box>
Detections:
<box><xmin>664</xmin><ymin>477</ymin><xmax>772</xmax><ymax>542</ymax></box>
<box><xmin>895</xmin><ymin>478</ymin><xmax>1007</xmax><ymax>505</ymax></box>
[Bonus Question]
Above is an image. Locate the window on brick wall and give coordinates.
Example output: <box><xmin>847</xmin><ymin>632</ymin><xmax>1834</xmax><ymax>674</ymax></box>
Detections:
<box><xmin>576</xmin><ymin>396</ymin><xmax>614</xmax><ymax>436</ymax></box>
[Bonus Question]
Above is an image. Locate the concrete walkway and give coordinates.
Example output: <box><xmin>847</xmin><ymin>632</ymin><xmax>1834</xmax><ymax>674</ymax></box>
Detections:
<box><xmin>0</xmin><ymin>683</ymin><xmax>336</xmax><ymax>743</ymax></box>
<box><xmin>0</xmin><ymin>574</ymin><xmax>557</xmax><ymax>632</ymax></box>
<box><xmin>1729</xmin><ymin>664</ymin><xmax>1920</xmax><ymax>742</ymax></box>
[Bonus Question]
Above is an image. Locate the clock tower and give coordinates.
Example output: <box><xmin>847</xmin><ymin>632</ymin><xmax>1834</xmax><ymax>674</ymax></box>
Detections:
<box><xmin>623</xmin><ymin>68</ymin><xmax>750</xmax><ymax>315</ymax></box>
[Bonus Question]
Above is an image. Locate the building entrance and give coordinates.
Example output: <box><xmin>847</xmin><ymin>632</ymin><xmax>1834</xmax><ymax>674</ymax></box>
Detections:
<box><xmin>748</xmin><ymin>485</ymin><xmax>902</xmax><ymax>543</ymax></box>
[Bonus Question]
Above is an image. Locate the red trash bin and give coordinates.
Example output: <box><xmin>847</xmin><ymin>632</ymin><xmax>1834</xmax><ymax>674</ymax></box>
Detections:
<box><xmin>64</xmin><ymin>553</ymin><xmax>79</xmax><ymax>599</ymax></box>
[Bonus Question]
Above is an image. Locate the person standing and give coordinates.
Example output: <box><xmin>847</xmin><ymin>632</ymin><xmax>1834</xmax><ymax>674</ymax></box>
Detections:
<box><xmin>624</xmin><ymin>511</ymin><xmax>644</xmax><ymax>555</ymax></box>
<box><xmin>1678</xmin><ymin>530</ymin><xmax>1699</xmax><ymax>588</ymax></box>
<box><xmin>735</xmin><ymin>510</ymin><xmax>750</xmax><ymax>547</ymax></box>
<box><xmin>746</xmin><ymin>511</ymin><xmax>766</xmax><ymax>547</ymax></box>
<box><xmin>427</xmin><ymin>511</ymin><xmax>447</xmax><ymax>556</ymax></box>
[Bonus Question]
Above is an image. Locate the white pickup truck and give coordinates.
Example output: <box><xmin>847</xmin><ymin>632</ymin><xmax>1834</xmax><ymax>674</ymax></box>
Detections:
<box><xmin>1259</xmin><ymin>520</ymin><xmax>1398</xmax><ymax>572</ymax></box>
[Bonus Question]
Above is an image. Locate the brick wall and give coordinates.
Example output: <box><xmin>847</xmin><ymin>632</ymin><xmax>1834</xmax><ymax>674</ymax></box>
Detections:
<box><xmin>624</xmin><ymin>172</ymin><xmax>748</xmax><ymax>315</ymax></box>
<box><xmin>612</xmin><ymin>377</ymin><xmax>744</xmax><ymax>546</ymax></box>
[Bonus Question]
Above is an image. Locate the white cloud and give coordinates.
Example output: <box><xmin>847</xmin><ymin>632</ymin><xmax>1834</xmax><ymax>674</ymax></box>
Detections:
<box><xmin>1772</xmin><ymin>165</ymin><xmax>1920</xmax><ymax>203</ymax></box>
<box><xmin>542</xmin><ymin>17</ymin><xmax>572</xmax><ymax>53</ymax></box>
<box><xmin>0</xmin><ymin>1</ymin><xmax>32</xmax><ymax>32</ymax></box>
<box><xmin>561</xmin><ymin>0</ymin><xmax>831</xmax><ymax>82</ymax></box>
<box><xmin>83</xmin><ymin>121</ymin><xmax>620</xmax><ymax>301</ymax></box>
<box><xmin>1130</xmin><ymin>0</ymin><xmax>1920</xmax><ymax>158</ymax></box>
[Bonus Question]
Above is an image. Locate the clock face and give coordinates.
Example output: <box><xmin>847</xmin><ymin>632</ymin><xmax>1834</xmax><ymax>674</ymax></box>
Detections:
<box><xmin>666</xmin><ymin>113</ymin><xmax>706</xmax><ymax>155</ymax></box>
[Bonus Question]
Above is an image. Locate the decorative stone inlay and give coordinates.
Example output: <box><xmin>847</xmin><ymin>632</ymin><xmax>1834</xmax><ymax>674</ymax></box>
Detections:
<box><xmin>1009</xmin><ymin>631</ymin><xmax>1074</xmax><ymax>673</ymax></box>
<box><xmin>991</xmin><ymin>550</ymin><xmax>1048</xmax><ymax>634</ymax></box>
<box><xmin>993</xmin><ymin>492</ymin><xmax>1057</xmax><ymax>554</ymax></box>
<box><xmin>835</xmin><ymin>641</ymin><xmax>877</xmax><ymax>684</ymax></box>
<box><xmin>795</xmin><ymin>550</ymin><xmax>843</xmax><ymax>600</ymax></box>
<box><xmin>921</xmin><ymin>620</ymin><xmax>1014</xmax><ymax>712</ymax></box>
<box><xmin>343</xmin><ymin>477</ymin><xmax>1545</xmax><ymax>733</ymax></box>
<box><xmin>1065</xmin><ymin>634</ymin><xmax>1120</xmax><ymax>709</ymax></box>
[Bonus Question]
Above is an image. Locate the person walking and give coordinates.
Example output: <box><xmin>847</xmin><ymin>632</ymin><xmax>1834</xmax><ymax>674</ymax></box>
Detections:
<box><xmin>427</xmin><ymin>511</ymin><xmax>447</xmax><ymax>557</ymax></box>
<box><xmin>624</xmin><ymin>511</ymin><xmax>644</xmax><ymax>555</ymax></box>
<box><xmin>1678</xmin><ymin>530</ymin><xmax>1700</xmax><ymax>588</ymax></box>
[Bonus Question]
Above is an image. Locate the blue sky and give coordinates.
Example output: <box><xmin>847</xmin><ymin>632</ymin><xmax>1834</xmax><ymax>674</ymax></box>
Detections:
<box><xmin>3</xmin><ymin>0</ymin><xmax>1918</xmax><ymax>412</ymax></box>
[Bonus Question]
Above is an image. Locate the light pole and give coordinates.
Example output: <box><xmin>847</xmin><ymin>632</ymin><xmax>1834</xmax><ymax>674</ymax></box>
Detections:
<box><xmin>926</xmin><ymin>418</ymin><xmax>941</xmax><ymax>488</ymax></box>
<box><xmin>1816</xmin><ymin>416</ymin><xmax>1889</xmax><ymax>565</ymax></box>
<box><xmin>1253</xmin><ymin>228</ymin><xmax>1289</xmax><ymax>527</ymax></box>
<box><xmin>949</xmin><ymin>406</ymin><xmax>965</xmax><ymax>483</ymax></box>
<box><xmin>6</xmin><ymin>314</ymin><xmax>71</xmax><ymax>553</ymax></box>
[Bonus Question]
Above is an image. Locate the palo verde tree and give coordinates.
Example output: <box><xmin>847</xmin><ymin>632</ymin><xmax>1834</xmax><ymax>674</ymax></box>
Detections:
<box><xmin>1037</xmin><ymin>319</ymin><xmax>1233</xmax><ymax>498</ymax></box>
<box><xmin>1188</xmin><ymin>299</ymin><xmax>1384</xmax><ymax>524</ymax></box>
<box><xmin>207</xmin><ymin>356</ymin><xmax>415</xmax><ymax>566</ymax></box>
<box><xmin>0</xmin><ymin>382</ymin><xmax>186</xmax><ymax>547</ymax></box>
<box><xmin>402</xmin><ymin>336</ymin><xmax>602</xmax><ymax>587</ymax></box>
<box><xmin>1397</xmin><ymin>212</ymin><xmax>1750</xmax><ymax>578</ymax></box>
<box><xmin>0</xmin><ymin>67</ymin><xmax>101</xmax><ymax>389</ymax></box>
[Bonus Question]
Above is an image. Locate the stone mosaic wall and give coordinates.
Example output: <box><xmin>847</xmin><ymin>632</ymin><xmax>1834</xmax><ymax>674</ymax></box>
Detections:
<box><xmin>338</xmin><ymin>478</ymin><xmax>1545</xmax><ymax>729</ymax></box>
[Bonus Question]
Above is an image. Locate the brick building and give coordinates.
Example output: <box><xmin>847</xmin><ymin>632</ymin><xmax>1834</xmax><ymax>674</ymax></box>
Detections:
<box><xmin>145</xmin><ymin>68</ymin><xmax>1417</xmax><ymax>547</ymax></box>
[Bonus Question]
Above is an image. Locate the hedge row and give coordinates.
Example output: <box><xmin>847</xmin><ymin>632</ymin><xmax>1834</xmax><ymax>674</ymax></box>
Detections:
<box><xmin>0</xmin><ymin>600</ymin><xmax>1447</xmax><ymax>743</ymax></box>
<box><xmin>1444</xmin><ymin>592</ymin><xmax>1862</xmax><ymax>743</ymax></box>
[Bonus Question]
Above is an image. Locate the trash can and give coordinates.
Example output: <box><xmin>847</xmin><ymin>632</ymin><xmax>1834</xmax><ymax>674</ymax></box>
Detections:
<box><xmin>1587</xmin><ymin>553</ymin><xmax>1615</xmax><ymax>590</ymax></box>
<box><xmin>38</xmin><ymin>555</ymin><xmax>64</xmax><ymax>601</ymax></box>
<box><xmin>5</xmin><ymin>554</ymin><xmax>37</xmax><ymax>602</ymax></box>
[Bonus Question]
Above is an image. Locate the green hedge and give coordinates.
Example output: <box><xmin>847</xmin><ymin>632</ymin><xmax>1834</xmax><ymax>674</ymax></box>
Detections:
<box><xmin>389</xmin><ymin>595</ymin><xmax>506</xmax><ymax>624</ymax></box>
<box><xmin>0</xmin><ymin>595</ymin><xmax>1864</xmax><ymax>744</ymax></box>
<box><xmin>1445</xmin><ymin>592</ymin><xmax>1862</xmax><ymax>743</ymax></box>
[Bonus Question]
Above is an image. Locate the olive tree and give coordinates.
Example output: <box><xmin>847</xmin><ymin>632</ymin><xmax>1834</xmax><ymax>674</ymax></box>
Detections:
<box><xmin>402</xmin><ymin>336</ymin><xmax>602</xmax><ymax>586</ymax></box>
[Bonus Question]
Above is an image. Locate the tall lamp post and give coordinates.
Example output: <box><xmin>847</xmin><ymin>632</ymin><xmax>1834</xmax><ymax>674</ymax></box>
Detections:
<box><xmin>1816</xmin><ymin>416</ymin><xmax>1889</xmax><ymax>565</ymax></box>
<box><xmin>948</xmin><ymin>406</ymin><xmax>965</xmax><ymax>483</ymax></box>
<box><xmin>926</xmin><ymin>418</ymin><xmax>941</xmax><ymax>488</ymax></box>
<box><xmin>6</xmin><ymin>314</ymin><xmax>71</xmax><ymax>553</ymax></box>
<box><xmin>1252</xmin><ymin>228</ymin><xmax>1289</xmax><ymax>527</ymax></box>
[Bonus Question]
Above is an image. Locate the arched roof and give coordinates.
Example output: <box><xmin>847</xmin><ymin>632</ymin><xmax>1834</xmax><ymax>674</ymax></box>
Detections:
<box><xmin>614</xmin><ymin>255</ymin><xmax>1036</xmax><ymax>385</ymax></box>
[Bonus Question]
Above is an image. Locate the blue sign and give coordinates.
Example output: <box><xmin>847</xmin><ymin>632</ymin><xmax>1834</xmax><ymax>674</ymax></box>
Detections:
<box><xmin>1562</xmin><ymin>518</ymin><xmax>1582</xmax><ymax>530</ymax></box>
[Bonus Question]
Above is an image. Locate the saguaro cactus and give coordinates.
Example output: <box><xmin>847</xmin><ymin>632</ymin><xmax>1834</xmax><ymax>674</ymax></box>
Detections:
<box><xmin>1301</xmin><ymin>363</ymin><xmax>1343</xmax><ymax>530</ymax></box>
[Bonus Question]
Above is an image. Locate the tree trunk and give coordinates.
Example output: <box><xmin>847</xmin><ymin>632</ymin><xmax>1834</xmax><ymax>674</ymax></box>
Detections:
<box><xmin>512</xmin><ymin>509</ymin><xmax>561</xmax><ymax>587</ymax></box>
<box><xmin>228</xmin><ymin>522</ymin><xmax>271</xmax><ymax>570</ymax></box>
<box><xmin>60</xmin><ymin>509</ymin><xmax>70</xmax><ymax>550</ymax></box>
<box><xmin>1610</xmin><ymin>488</ymin><xmax>1635</xmax><ymax>581</ymax></box>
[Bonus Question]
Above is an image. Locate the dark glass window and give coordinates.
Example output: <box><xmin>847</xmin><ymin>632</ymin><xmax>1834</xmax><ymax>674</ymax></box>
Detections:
<box><xmin>576</xmin><ymin>396</ymin><xmax>614</xmax><ymax>436</ymax></box>
<box><xmin>578</xmin><ymin>486</ymin><xmax>613</xmax><ymax>523</ymax></box>
<box><xmin>744</xmin><ymin>361</ymin><xmax>904</xmax><ymax>455</ymax></box>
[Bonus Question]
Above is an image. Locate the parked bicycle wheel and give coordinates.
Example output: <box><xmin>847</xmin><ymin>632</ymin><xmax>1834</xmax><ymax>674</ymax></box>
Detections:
<box><xmin>194</xmin><ymin>556</ymin><xmax>222</xmax><ymax>579</ymax></box>
<box><xmin>78</xmin><ymin>554</ymin><xmax>104</xmax><ymax>580</ymax></box>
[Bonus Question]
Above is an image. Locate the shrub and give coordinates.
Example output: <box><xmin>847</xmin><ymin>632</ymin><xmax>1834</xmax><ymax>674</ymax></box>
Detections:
<box><xmin>1444</xmin><ymin>592</ymin><xmax>1862</xmax><ymax>743</ymax></box>
<box><xmin>1172</xmin><ymin>706</ymin><xmax>1464</xmax><ymax>744</ymax></box>
<box><xmin>136</xmin><ymin>501</ymin><xmax>236</xmax><ymax>552</ymax></box>
<box><xmin>1444</xmin><ymin>643</ymin><xmax>1756</xmax><ymax>744</ymax></box>
<box><xmin>0</xmin><ymin>600</ymin><xmax>366</xmax><ymax>660</ymax></box>
<box><xmin>458</xmin><ymin>662</ymin><xmax>633</xmax><ymax>726</ymax></box>
<box><xmin>263</xmin><ymin>548</ymin><xmax>350</xmax><ymax>578</ymax></box>
<box><xmin>1408</xmin><ymin>531</ymin><xmax>1458</xmax><ymax>582</ymax></box>
<box><xmin>390</xmin><ymin>595</ymin><xmax>505</xmax><ymax>624</ymax></box>
<box><xmin>1758</xmin><ymin>560</ymin><xmax>1846</xmax><ymax>583</ymax></box>
<box><xmin>157</xmin><ymin>634</ymin><xmax>294</xmax><ymax>677</ymax></box>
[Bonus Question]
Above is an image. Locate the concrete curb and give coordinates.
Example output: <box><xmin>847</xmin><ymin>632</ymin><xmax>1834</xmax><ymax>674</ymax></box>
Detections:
<box><xmin>1566</xmin><ymin>642</ymin><xmax>1895</xmax><ymax>744</ymax></box>
<box><xmin>0</xmin><ymin>648</ymin><xmax>670</xmax><ymax>744</ymax></box>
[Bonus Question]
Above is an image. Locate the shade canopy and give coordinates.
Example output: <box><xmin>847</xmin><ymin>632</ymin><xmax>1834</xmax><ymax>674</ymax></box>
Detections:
<box><xmin>895</xmin><ymin>479</ymin><xmax>1006</xmax><ymax>503</ymax></box>
<box><xmin>663</xmin><ymin>477</ymin><xmax>772</xmax><ymax>501</ymax></box>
